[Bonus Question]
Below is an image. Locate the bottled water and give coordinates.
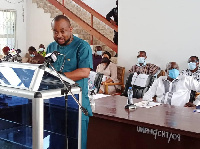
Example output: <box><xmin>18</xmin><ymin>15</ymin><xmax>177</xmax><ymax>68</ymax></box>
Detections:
<box><xmin>90</xmin><ymin>94</ymin><xmax>95</xmax><ymax>106</ymax></box>
<box><xmin>89</xmin><ymin>90</ymin><xmax>95</xmax><ymax>106</ymax></box>
<box><xmin>127</xmin><ymin>87</ymin><xmax>133</xmax><ymax>105</ymax></box>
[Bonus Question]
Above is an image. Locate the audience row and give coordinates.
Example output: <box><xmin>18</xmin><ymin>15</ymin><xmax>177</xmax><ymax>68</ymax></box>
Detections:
<box><xmin>92</xmin><ymin>49</ymin><xmax>200</xmax><ymax>108</ymax></box>
<box><xmin>0</xmin><ymin>44</ymin><xmax>46</xmax><ymax>64</ymax></box>
<box><xmin>2</xmin><ymin>44</ymin><xmax>200</xmax><ymax>108</ymax></box>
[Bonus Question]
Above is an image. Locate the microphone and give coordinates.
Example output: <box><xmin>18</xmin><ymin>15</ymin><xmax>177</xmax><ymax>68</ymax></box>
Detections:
<box><xmin>45</xmin><ymin>51</ymin><xmax>62</xmax><ymax>63</ymax></box>
<box><xmin>44</xmin><ymin>51</ymin><xmax>89</xmax><ymax>116</ymax></box>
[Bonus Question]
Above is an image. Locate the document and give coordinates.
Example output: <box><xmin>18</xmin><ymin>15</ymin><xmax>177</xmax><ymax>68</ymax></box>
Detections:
<box><xmin>131</xmin><ymin>73</ymin><xmax>149</xmax><ymax>87</ymax></box>
<box><xmin>93</xmin><ymin>94</ymin><xmax>110</xmax><ymax>100</ymax></box>
<box><xmin>134</xmin><ymin>100</ymin><xmax>162</xmax><ymax>108</ymax></box>
<box><xmin>89</xmin><ymin>71</ymin><xmax>97</xmax><ymax>84</ymax></box>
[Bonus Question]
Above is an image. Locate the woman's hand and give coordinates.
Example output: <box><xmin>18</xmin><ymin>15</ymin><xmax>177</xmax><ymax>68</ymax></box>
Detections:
<box><xmin>101</xmin><ymin>78</ymin><xmax>114</xmax><ymax>85</ymax></box>
<box><xmin>101</xmin><ymin>81</ymin><xmax>106</xmax><ymax>85</ymax></box>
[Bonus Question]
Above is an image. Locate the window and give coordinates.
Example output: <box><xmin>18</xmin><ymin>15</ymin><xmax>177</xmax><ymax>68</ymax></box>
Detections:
<box><xmin>0</xmin><ymin>10</ymin><xmax>16</xmax><ymax>53</ymax></box>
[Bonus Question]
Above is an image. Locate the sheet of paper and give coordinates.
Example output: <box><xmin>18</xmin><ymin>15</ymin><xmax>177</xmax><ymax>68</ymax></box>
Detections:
<box><xmin>134</xmin><ymin>101</ymin><xmax>162</xmax><ymax>108</ymax></box>
<box><xmin>131</xmin><ymin>73</ymin><xmax>149</xmax><ymax>87</ymax></box>
<box><xmin>131</xmin><ymin>73</ymin><xmax>138</xmax><ymax>85</ymax></box>
<box><xmin>88</xmin><ymin>71</ymin><xmax>97</xmax><ymax>84</ymax></box>
<box><xmin>92</xmin><ymin>94</ymin><xmax>110</xmax><ymax>100</ymax></box>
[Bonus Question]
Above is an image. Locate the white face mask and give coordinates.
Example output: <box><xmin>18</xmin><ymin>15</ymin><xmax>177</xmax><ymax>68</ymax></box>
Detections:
<box><xmin>137</xmin><ymin>57</ymin><xmax>145</xmax><ymax>64</ymax></box>
<box><xmin>39</xmin><ymin>48</ymin><xmax>44</xmax><ymax>52</ymax></box>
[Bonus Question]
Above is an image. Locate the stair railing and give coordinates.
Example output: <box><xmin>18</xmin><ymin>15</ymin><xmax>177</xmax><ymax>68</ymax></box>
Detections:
<box><xmin>48</xmin><ymin>0</ymin><xmax>118</xmax><ymax>53</ymax></box>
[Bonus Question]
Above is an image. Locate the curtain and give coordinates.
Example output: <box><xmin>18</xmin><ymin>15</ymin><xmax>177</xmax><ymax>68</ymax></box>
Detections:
<box><xmin>0</xmin><ymin>9</ymin><xmax>16</xmax><ymax>52</ymax></box>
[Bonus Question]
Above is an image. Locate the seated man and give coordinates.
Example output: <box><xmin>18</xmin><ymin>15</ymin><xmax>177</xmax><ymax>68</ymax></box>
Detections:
<box><xmin>92</xmin><ymin>46</ymin><xmax>102</xmax><ymax>71</ymax></box>
<box><xmin>181</xmin><ymin>56</ymin><xmax>200</xmax><ymax>104</ymax></box>
<box><xmin>27</xmin><ymin>46</ymin><xmax>45</xmax><ymax>64</ymax></box>
<box><xmin>182</xmin><ymin>56</ymin><xmax>200</xmax><ymax>81</ymax></box>
<box><xmin>143</xmin><ymin>62</ymin><xmax>200</xmax><ymax>107</ymax></box>
<box><xmin>129</xmin><ymin>51</ymin><xmax>160</xmax><ymax>76</ymax></box>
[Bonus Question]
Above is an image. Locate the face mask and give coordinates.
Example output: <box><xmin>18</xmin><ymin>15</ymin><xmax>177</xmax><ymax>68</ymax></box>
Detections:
<box><xmin>30</xmin><ymin>54</ymin><xmax>35</xmax><ymax>58</ymax></box>
<box><xmin>101</xmin><ymin>57</ymin><xmax>110</xmax><ymax>64</ymax></box>
<box><xmin>39</xmin><ymin>48</ymin><xmax>44</xmax><ymax>52</ymax></box>
<box><xmin>168</xmin><ymin>69</ymin><xmax>179</xmax><ymax>79</ymax></box>
<box><xmin>96</xmin><ymin>51</ymin><xmax>102</xmax><ymax>56</ymax></box>
<box><xmin>137</xmin><ymin>57</ymin><xmax>145</xmax><ymax>64</ymax></box>
<box><xmin>188</xmin><ymin>62</ymin><xmax>196</xmax><ymax>70</ymax></box>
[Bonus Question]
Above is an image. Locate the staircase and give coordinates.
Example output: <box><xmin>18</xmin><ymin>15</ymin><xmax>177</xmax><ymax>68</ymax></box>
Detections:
<box><xmin>32</xmin><ymin>0</ymin><xmax>117</xmax><ymax>63</ymax></box>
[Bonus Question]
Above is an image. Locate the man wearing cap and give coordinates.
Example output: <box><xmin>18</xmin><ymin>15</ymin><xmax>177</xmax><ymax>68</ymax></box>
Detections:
<box><xmin>129</xmin><ymin>51</ymin><xmax>160</xmax><ymax>76</ymax></box>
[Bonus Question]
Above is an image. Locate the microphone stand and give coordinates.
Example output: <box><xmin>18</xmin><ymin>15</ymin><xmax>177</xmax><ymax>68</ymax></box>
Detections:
<box><xmin>46</xmin><ymin>61</ymin><xmax>88</xmax><ymax>149</ymax></box>
<box><xmin>47</xmin><ymin>62</ymin><xmax>88</xmax><ymax>115</ymax></box>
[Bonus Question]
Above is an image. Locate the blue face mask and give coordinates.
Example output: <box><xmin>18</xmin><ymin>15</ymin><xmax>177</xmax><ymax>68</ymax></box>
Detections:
<box><xmin>137</xmin><ymin>57</ymin><xmax>145</xmax><ymax>64</ymax></box>
<box><xmin>96</xmin><ymin>51</ymin><xmax>102</xmax><ymax>56</ymax></box>
<box><xmin>188</xmin><ymin>62</ymin><xmax>196</xmax><ymax>70</ymax></box>
<box><xmin>168</xmin><ymin>69</ymin><xmax>179</xmax><ymax>79</ymax></box>
<box><xmin>30</xmin><ymin>54</ymin><xmax>35</xmax><ymax>58</ymax></box>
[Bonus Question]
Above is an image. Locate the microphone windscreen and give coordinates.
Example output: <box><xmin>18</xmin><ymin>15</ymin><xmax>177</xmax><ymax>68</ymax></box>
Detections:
<box><xmin>45</xmin><ymin>52</ymin><xmax>57</xmax><ymax>63</ymax></box>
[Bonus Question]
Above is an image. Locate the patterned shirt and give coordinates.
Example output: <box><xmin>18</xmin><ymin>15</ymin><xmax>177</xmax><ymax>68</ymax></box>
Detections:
<box><xmin>129</xmin><ymin>63</ymin><xmax>160</xmax><ymax>75</ymax></box>
<box><xmin>2</xmin><ymin>54</ymin><xmax>13</xmax><ymax>62</ymax></box>
<box><xmin>12</xmin><ymin>54</ymin><xmax>22</xmax><ymax>62</ymax></box>
<box><xmin>181</xmin><ymin>67</ymin><xmax>200</xmax><ymax>81</ymax></box>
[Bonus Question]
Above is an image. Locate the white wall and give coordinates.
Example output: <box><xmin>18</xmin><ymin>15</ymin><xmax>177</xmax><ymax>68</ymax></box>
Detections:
<box><xmin>0</xmin><ymin>0</ymin><xmax>27</xmax><ymax>56</ymax></box>
<box><xmin>26</xmin><ymin>0</ymin><xmax>53</xmax><ymax>52</ymax></box>
<box><xmin>83</xmin><ymin>0</ymin><xmax>116</xmax><ymax>17</ymax></box>
<box><xmin>118</xmin><ymin>0</ymin><xmax>200</xmax><ymax>79</ymax></box>
<box><xmin>2</xmin><ymin>0</ymin><xmax>114</xmax><ymax>56</ymax></box>
<box><xmin>25</xmin><ymin>0</ymin><xmax>117</xmax><ymax>51</ymax></box>
<box><xmin>8</xmin><ymin>0</ymin><xmax>200</xmax><ymax>76</ymax></box>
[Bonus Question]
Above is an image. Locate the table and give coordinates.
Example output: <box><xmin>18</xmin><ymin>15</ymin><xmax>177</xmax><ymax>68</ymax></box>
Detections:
<box><xmin>87</xmin><ymin>95</ymin><xmax>200</xmax><ymax>149</ymax></box>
